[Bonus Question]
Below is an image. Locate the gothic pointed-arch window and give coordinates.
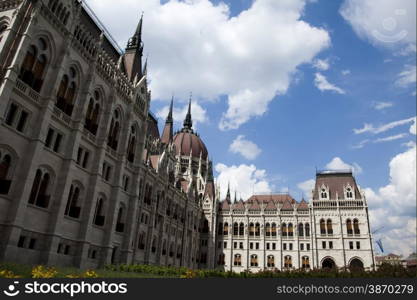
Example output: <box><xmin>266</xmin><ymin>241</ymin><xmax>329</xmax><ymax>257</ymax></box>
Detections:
<box><xmin>64</xmin><ymin>184</ymin><xmax>81</xmax><ymax>218</ymax></box>
<box><xmin>326</xmin><ymin>219</ymin><xmax>333</xmax><ymax>235</ymax></box>
<box><xmin>302</xmin><ymin>256</ymin><xmax>310</xmax><ymax>269</ymax></box>
<box><xmin>298</xmin><ymin>223</ymin><xmax>304</xmax><ymax>237</ymax></box>
<box><xmin>320</xmin><ymin>187</ymin><xmax>328</xmax><ymax>199</ymax></box>
<box><xmin>56</xmin><ymin>67</ymin><xmax>78</xmax><ymax>116</ymax></box>
<box><xmin>233</xmin><ymin>222</ymin><xmax>239</xmax><ymax>236</ymax></box>
<box><xmin>305</xmin><ymin>223</ymin><xmax>310</xmax><ymax>237</ymax></box>
<box><xmin>281</xmin><ymin>223</ymin><xmax>287</xmax><ymax>237</ymax></box>
<box><xmin>107</xmin><ymin>110</ymin><xmax>121</xmax><ymax>150</ymax></box>
<box><xmin>353</xmin><ymin>219</ymin><xmax>360</xmax><ymax>235</ymax></box>
<box><xmin>0</xmin><ymin>151</ymin><xmax>12</xmax><ymax>195</ymax></box>
<box><xmin>346</xmin><ymin>219</ymin><xmax>353</xmax><ymax>235</ymax></box>
<box><xmin>284</xmin><ymin>255</ymin><xmax>292</xmax><ymax>268</ymax></box>
<box><xmin>84</xmin><ymin>91</ymin><xmax>101</xmax><ymax>135</ymax></box>
<box><xmin>346</xmin><ymin>187</ymin><xmax>353</xmax><ymax>199</ymax></box>
<box><xmin>267</xmin><ymin>255</ymin><xmax>275</xmax><ymax>267</ymax></box>
<box><xmin>239</xmin><ymin>222</ymin><xmax>244</xmax><ymax>236</ymax></box>
<box><xmin>234</xmin><ymin>254</ymin><xmax>242</xmax><ymax>266</ymax></box>
<box><xmin>288</xmin><ymin>223</ymin><xmax>293</xmax><ymax>237</ymax></box>
<box><xmin>250</xmin><ymin>254</ymin><xmax>258</xmax><ymax>267</ymax></box>
<box><xmin>19</xmin><ymin>38</ymin><xmax>49</xmax><ymax>92</ymax></box>
<box><xmin>265</xmin><ymin>223</ymin><xmax>271</xmax><ymax>237</ymax></box>
<box><xmin>115</xmin><ymin>205</ymin><xmax>125</xmax><ymax>233</ymax></box>
<box><xmin>28</xmin><ymin>168</ymin><xmax>51</xmax><ymax>208</ymax></box>
<box><xmin>249</xmin><ymin>223</ymin><xmax>255</xmax><ymax>236</ymax></box>
<box><xmin>320</xmin><ymin>219</ymin><xmax>326</xmax><ymax>235</ymax></box>
<box><xmin>271</xmin><ymin>223</ymin><xmax>277</xmax><ymax>237</ymax></box>
<box><xmin>138</xmin><ymin>232</ymin><xmax>146</xmax><ymax>250</ymax></box>
<box><xmin>126</xmin><ymin>125</ymin><xmax>137</xmax><ymax>163</ymax></box>
<box><xmin>223</xmin><ymin>222</ymin><xmax>229</xmax><ymax>236</ymax></box>
<box><xmin>93</xmin><ymin>197</ymin><xmax>105</xmax><ymax>226</ymax></box>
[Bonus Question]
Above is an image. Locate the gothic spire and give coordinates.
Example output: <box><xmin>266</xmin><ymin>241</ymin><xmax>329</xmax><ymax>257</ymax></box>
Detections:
<box><xmin>124</xmin><ymin>13</ymin><xmax>144</xmax><ymax>82</ymax></box>
<box><xmin>226</xmin><ymin>182</ymin><xmax>231</xmax><ymax>203</ymax></box>
<box><xmin>161</xmin><ymin>96</ymin><xmax>174</xmax><ymax>144</ymax></box>
<box><xmin>183</xmin><ymin>95</ymin><xmax>193</xmax><ymax>130</ymax></box>
<box><xmin>127</xmin><ymin>12</ymin><xmax>144</xmax><ymax>51</ymax></box>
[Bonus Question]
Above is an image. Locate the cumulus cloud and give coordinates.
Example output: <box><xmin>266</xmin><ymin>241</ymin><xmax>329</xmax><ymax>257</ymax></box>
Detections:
<box><xmin>314</xmin><ymin>72</ymin><xmax>345</xmax><ymax>94</ymax></box>
<box><xmin>325</xmin><ymin>157</ymin><xmax>363</xmax><ymax>174</ymax></box>
<box><xmin>340</xmin><ymin>0</ymin><xmax>416</xmax><ymax>50</ymax></box>
<box><xmin>215</xmin><ymin>163</ymin><xmax>271</xmax><ymax>200</ymax></box>
<box><xmin>313</xmin><ymin>58</ymin><xmax>330</xmax><ymax>71</ymax></box>
<box><xmin>395</xmin><ymin>64</ymin><xmax>417</xmax><ymax>87</ymax></box>
<box><xmin>297</xmin><ymin>179</ymin><xmax>315</xmax><ymax>200</ymax></box>
<box><xmin>365</xmin><ymin>144</ymin><xmax>416</xmax><ymax>255</ymax></box>
<box><xmin>353</xmin><ymin>116</ymin><xmax>415</xmax><ymax>134</ymax></box>
<box><xmin>85</xmin><ymin>0</ymin><xmax>330</xmax><ymax>130</ymax></box>
<box><xmin>372</xmin><ymin>101</ymin><xmax>393</xmax><ymax>110</ymax></box>
<box><xmin>229</xmin><ymin>135</ymin><xmax>262</xmax><ymax>160</ymax></box>
<box><xmin>156</xmin><ymin>100</ymin><xmax>208</xmax><ymax>127</ymax></box>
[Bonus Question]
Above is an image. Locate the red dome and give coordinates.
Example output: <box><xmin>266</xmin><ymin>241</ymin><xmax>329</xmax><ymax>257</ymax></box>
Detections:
<box><xmin>173</xmin><ymin>130</ymin><xmax>208</xmax><ymax>159</ymax></box>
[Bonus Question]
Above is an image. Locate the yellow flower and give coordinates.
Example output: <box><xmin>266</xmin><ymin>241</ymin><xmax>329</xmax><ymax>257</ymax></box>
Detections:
<box><xmin>31</xmin><ymin>265</ymin><xmax>57</xmax><ymax>278</ymax></box>
<box><xmin>0</xmin><ymin>269</ymin><xmax>20</xmax><ymax>278</ymax></box>
<box><xmin>83</xmin><ymin>270</ymin><xmax>98</xmax><ymax>278</ymax></box>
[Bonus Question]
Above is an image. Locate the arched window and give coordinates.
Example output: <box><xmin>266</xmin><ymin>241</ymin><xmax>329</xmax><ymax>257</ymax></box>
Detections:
<box><xmin>284</xmin><ymin>255</ymin><xmax>292</xmax><ymax>268</ymax></box>
<box><xmin>305</xmin><ymin>223</ymin><xmax>310</xmax><ymax>237</ymax></box>
<box><xmin>138</xmin><ymin>232</ymin><xmax>146</xmax><ymax>250</ymax></box>
<box><xmin>56</xmin><ymin>67</ymin><xmax>78</xmax><ymax>116</ymax></box>
<box><xmin>0</xmin><ymin>152</ymin><xmax>12</xmax><ymax>194</ymax></box>
<box><xmin>19</xmin><ymin>38</ymin><xmax>49</xmax><ymax>92</ymax></box>
<box><xmin>126</xmin><ymin>125</ymin><xmax>137</xmax><ymax>163</ymax></box>
<box><xmin>346</xmin><ymin>187</ymin><xmax>353</xmax><ymax>199</ymax></box>
<box><xmin>255</xmin><ymin>223</ymin><xmax>260</xmax><ymax>236</ymax></box>
<box><xmin>64</xmin><ymin>184</ymin><xmax>81</xmax><ymax>218</ymax></box>
<box><xmin>353</xmin><ymin>219</ymin><xmax>360</xmax><ymax>235</ymax></box>
<box><xmin>233</xmin><ymin>222</ymin><xmax>239</xmax><ymax>236</ymax></box>
<box><xmin>281</xmin><ymin>223</ymin><xmax>287</xmax><ymax>237</ymax></box>
<box><xmin>298</xmin><ymin>223</ymin><xmax>304</xmax><ymax>237</ymax></box>
<box><xmin>239</xmin><ymin>222</ymin><xmax>244</xmax><ymax>236</ymax></box>
<box><xmin>93</xmin><ymin>197</ymin><xmax>105</xmax><ymax>226</ymax></box>
<box><xmin>233</xmin><ymin>254</ymin><xmax>241</xmax><ymax>266</ymax></box>
<box><xmin>302</xmin><ymin>256</ymin><xmax>310</xmax><ymax>269</ymax></box>
<box><xmin>217</xmin><ymin>222</ymin><xmax>223</xmax><ymax>235</ymax></box>
<box><xmin>249</xmin><ymin>223</ymin><xmax>254</xmax><ymax>236</ymax></box>
<box><xmin>223</xmin><ymin>222</ymin><xmax>229</xmax><ymax>236</ymax></box>
<box><xmin>107</xmin><ymin>110</ymin><xmax>121</xmax><ymax>150</ymax></box>
<box><xmin>115</xmin><ymin>205</ymin><xmax>125</xmax><ymax>232</ymax></box>
<box><xmin>271</xmin><ymin>223</ymin><xmax>277</xmax><ymax>237</ymax></box>
<box><xmin>265</xmin><ymin>223</ymin><xmax>271</xmax><ymax>237</ymax></box>
<box><xmin>250</xmin><ymin>254</ymin><xmax>258</xmax><ymax>267</ymax></box>
<box><xmin>84</xmin><ymin>91</ymin><xmax>101</xmax><ymax>135</ymax></box>
<box><xmin>320</xmin><ymin>188</ymin><xmax>327</xmax><ymax>199</ymax></box>
<box><xmin>320</xmin><ymin>219</ymin><xmax>326</xmax><ymax>235</ymax></box>
<box><xmin>326</xmin><ymin>219</ymin><xmax>333</xmax><ymax>235</ymax></box>
<box><xmin>288</xmin><ymin>223</ymin><xmax>293</xmax><ymax>237</ymax></box>
<box><xmin>28</xmin><ymin>168</ymin><xmax>51</xmax><ymax>208</ymax></box>
<box><xmin>346</xmin><ymin>219</ymin><xmax>353</xmax><ymax>235</ymax></box>
<box><xmin>267</xmin><ymin>255</ymin><xmax>275</xmax><ymax>267</ymax></box>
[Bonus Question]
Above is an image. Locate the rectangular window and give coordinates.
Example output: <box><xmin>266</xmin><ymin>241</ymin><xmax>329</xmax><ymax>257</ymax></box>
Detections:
<box><xmin>239</xmin><ymin>242</ymin><xmax>243</xmax><ymax>249</ymax></box>
<box><xmin>5</xmin><ymin>103</ymin><xmax>18</xmax><ymax>125</ymax></box>
<box><xmin>17</xmin><ymin>235</ymin><xmax>26</xmax><ymax>248</ymax></box>
<box><xmin>266</xmin><ymin>243</ymin><xmax>270</xmax><ymax>250</ymax></box>
<box><xmin>234</xmin><ymin>242</ymin><xmax>237</xmax><ymax>249</ymax></box>
<box><xmin>289</xmin><ymin>243</ymin><xmax>293</xmax><ymax>250</ymax></box>
<box><xmin>272</xmin><ymin>243</ymin><xmax>276</xmax><ymax>250</ymax></box>
<box><xmin>329</xmin><ymin>241</ymin><xmax>333</xmax><ymax>249</ymax></box>
<box><xmin>322</xmin><ymin>241</ymin><xmax>326</xmax><ymax>249</ymax></box>
<box><xmin>300</xmin><ymin>243</ymin><xmax>304</xmax><ymax>251</ymax></box>
<box><xmin>223</xmin><ymin>242</ymin><xmax>227</xmax><ymax>249</ymax></box>
<box><xmin>82</xmin><ymin>151</ymin><xmax>89</xmax><ymax>168</ymax></box>
<box><xmin>283</xmin><ymin>243</ymin><xmax>287</xmax><ymax>250</ymax></box>
<box><xmin>53</xmin><ymin>133</ymin><xmax>62</xmax><ymax>152</ymax></box>
<box><xmin>77</xmin><ymin>147</ymin><xmax>83</xmax><ymax>164</ymax></box>
<box><xmin>356</xmin><ymin>241</ymin><xmax>360</xmax><ymax>249</ymax></box>
<box><xmin>349</xmin><ymin>241</ymin><xmax>354</xmax><ymax>249</ymax></box>
<box><xmin>255</xmin><ymin>243</ymin><xmax>259</xmax><ymax>250</ymax></box>
<box><xmin>123</xmin><ymin>175</ymin><xmax>130</xmax><ymax>191</ymax></box>
<box><xmin>306</xmin><ymin>243</ymin><xmax>310</xmax><ymax>250</ymax></box>
<box><xmin>16</xmin><ymin>110</ymin><xmax>28</xmax><ymax>132</ymax></box>
<box><xmin>64</xmin><ymin>245</ymin><xmax>70</xmax><ymax>255</ymax></box>
<box><xmin>250</xmin><ymin>242</ymin><xmax>253</xmax><ymax>249</ymax></box>
<box><xmin>28</xmin><ymin>238</ymin><xmax>36</xmax><ymax>249</ymax></box>
<box><xmin>45</xmin><ymin>128</ymin><xmax>54</xmax><ymax>148</ymax></box>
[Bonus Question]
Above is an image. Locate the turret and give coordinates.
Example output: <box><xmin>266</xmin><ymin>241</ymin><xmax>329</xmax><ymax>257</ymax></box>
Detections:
<box><xmin>161</xmin><ymin>97</ymin><xmax>174</xmax><ymax>144</ymax></box>
<box><xmin>124</xmin><ymin>13</ymin><xmax>144</xmax><ymax>82</ymax></box>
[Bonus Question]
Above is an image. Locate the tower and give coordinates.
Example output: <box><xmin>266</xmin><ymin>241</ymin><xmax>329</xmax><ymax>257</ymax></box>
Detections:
<box><xmin>161</xmin><ymin>97</ymin><xmax>174</xmax><ymax>144</ymax></box>
<box><xmin>123</xmin><ymin>13</ymin><xmax>144</xmax><ymax>82</ymax></box>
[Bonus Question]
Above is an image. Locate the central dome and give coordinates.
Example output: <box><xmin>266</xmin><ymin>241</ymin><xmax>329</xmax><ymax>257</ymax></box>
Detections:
<box><xmin>173</xmin><ymin>130</ymin><xmax>208</xmax><ymax>159</ymax></box>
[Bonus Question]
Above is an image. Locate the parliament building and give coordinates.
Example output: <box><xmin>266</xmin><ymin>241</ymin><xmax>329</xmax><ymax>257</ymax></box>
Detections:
<box><xmin>0</xmin><ymin>0</ymin><xmax>375</xmax><ymax>271</ymax></box>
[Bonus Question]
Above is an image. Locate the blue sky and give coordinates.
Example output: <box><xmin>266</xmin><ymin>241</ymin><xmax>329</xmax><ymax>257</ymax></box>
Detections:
<box><xmin>86</xmin><ymin>0</ymin><xmax>416</xmax><ymax>255</ymax></box>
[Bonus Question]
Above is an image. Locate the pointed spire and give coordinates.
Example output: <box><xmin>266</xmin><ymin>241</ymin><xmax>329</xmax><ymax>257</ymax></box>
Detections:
<box><xmin>161</xmin><ymin>96</ymin><xmax>174</xmax><ymax>144</ymax></box>
<box><xmin>183</xmin><ymin>94</ymin><xmax>193</xmax><ymax>130</ymax></box>
<box><xmin>226</xmin><ymin>182</ymin><xmax>231</xmax><ymax>203</ymax></box>
<box><xmin>234</xmin><ymin>190</ymin><xmax>237</xmax><ymax>203</ymax></box>
<box><xmin>167</xmin><ymin>96</ymin><xmax>173</xmax><ymax>123</ymax></box>
<box><xmin>127</xmin><ymin>12</ymin><xmax>144</xmax><ymax>50</ymax></box>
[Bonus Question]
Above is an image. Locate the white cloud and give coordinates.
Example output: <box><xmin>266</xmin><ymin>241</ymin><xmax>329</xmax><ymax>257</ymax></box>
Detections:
<box><xmin>313</xmin><ymin>58</ymin><xmax>330</xmax><ymax>70</ymax></box>
<box><xmin>352</xmin><ymin>139</ymin><xmax>370</xmax><ymax>149</ymax></box>
<box><xmin>395</xmin><ymin>64</ymin><xmax>416</xmax><ymax>87</ymax></box>
<box><xmin>297</xmin><ymin>179</ymin><xmax>315</xmax><ymax>200</ymax></box>
<box><xmin>229</xmin><ymin>135</ymin><xmax>262</xmax><ymax>160</ymax></box>
<box><xmin>353</xmin><ymin>116</ymin><xmax>415</xmax><ymax>134</ymax></box>
<box><xmin>325</xmin><ymin>157</ymin><xmax>363</xmax><ymax>174</ymax></box>
<box><xmin>372</xmin><ymin>101</ymin><xmax>393</xmax><ymax>110</ymax></box>
<box><xmin>410</xmin><ymin>117</ymin><xmax>416</xmax><ymax>134</ymax></box>
<box><xmin>365</xmin><ymin>144</ymin><xmax>416</xmax><ymax>255</ymax></box>
<box><xmin>215</xmin><ymin>163</ymin><xmax>271</xmax><ymax>200</ymax></box>
<box><xmin>341</xmin><ymin>69</ymin><xmax>351</xmax><ymax>75</ymax></box>
<box><xmin>340</xmin><ymin>0</ymin><xmax>416</xmax><ymax>50</ymax></box>
<box><xmin>314</xmin><ymin>72</ymin><xmax>345</xmax><ymax>94</ymax></box>
<box><xmin>85</xmin><ymin>0</ymin><xmax>330</xmax><ymax>130</ymax></box>
<box><xmin>156</xmin><ymin>100</ymin><xmax>207</xmax><ymax>127</ymax></box>
<box><xmin>374</xmin><ymin>133</ymin><xmax>408</xmax><ymax>143</ymax></box>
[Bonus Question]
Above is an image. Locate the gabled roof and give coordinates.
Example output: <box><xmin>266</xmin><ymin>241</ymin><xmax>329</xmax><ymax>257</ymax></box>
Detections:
<box><xmin>248</xmin><ymin>200</ymin><xmax>261</xmax><ymax>210</ymax></box>
<box><xmin>247</xmin><ymin>194</ymin><xmax>296</xmax><ymax>204</ymax></box>
<box><xmin>297</xmin><ymin>199</ymin><xmax>309</xmax><ymax>210</ymax></box>
<box><xmin>219</xmin><ymin>200</ymin><xmax>230</xmax><ymax>211</ymax></box>
<box><xmin>264</xmin><ymin>200</ymin><xmax>277</xmax><ymax>211</ymax></box>
<box><xmin>232</xmin><ymin>200</ymin><xmax>245</xmax><ymax>211</ymax></box>
<box><xmin>204</xmin><ymin>181</ymin><xmax>215</xmax><ymax>199</ymax></box>
<box><xmin>313</xmin><ymin>172</ymin><xmax>361</xmax><ymax>200</ymax></box>
<box><xmin>281</xmin><ymin>200</ymin><xmax>293</xmax><ymax>210</ymax></box>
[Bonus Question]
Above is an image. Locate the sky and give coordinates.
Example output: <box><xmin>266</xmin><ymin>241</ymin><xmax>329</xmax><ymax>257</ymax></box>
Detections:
<box><xmin>84</xmin><ymin>0</ymin><xmax>416</xmax><ymax>256</ymax></box>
